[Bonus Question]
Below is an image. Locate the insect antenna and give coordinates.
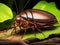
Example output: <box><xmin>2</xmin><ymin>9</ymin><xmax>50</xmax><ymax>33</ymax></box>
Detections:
<box><xmin>21</xmin><ymin>0</ymin><xmax>30</xmax><ymax>11</ymax></box>
<box><xmin>13</xmin><ymin>0</ymin><xmax>19</xmax><ymax>14</ymax></box>
<box><xmin>13</xmin><ymin>0</ymin><xmax>30</xmax><ymax>14</ymax></box>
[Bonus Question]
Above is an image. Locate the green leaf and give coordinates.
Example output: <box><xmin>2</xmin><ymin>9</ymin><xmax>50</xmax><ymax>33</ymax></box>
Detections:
<box><xmin>0</xmin><ymin>3</ymin><xmax>13</xmax><ymax>22</ymax></box>
<box><xmin>0</xmin><ymin>19</ymin><xmax>14</xmax><ymax>30</ymax></box>
<box><xmin>33</xmin><ymin>1</ymin><xmax>48</xmax><ymax>10</ymax></box>
<box><xmin>0</xmin><ymin>3</ymin><xmax>13</xmax><ymax>30</ymax></box>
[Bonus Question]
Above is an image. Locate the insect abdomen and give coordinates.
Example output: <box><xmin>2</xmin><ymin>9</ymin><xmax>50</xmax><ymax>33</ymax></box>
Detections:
<box><xmin>20</xmin><ymin>9</ymin><xmax>57</xmax><ymax>23</ymax></box>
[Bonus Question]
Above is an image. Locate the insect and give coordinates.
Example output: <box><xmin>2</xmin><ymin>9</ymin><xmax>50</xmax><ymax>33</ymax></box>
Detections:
<box><xmin>14</xmin><ymin>9</ymin><xmax>57</xmax><ymax>36</ymax></box>
<box><xmin>13</xmin><ymin>0</ymin><xmax>58</xmax><ymax>37</ymax></box>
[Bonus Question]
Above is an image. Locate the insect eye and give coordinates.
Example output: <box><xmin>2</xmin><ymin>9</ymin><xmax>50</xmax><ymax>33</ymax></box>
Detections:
<box><xmin>17</xmin><ymin>17</ymin><xmax>20</xmax><ymax>20</ymax></box>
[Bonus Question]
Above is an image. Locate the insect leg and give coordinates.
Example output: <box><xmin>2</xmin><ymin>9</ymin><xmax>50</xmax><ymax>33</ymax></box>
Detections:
<box><xmin>34</xmin><ymin>24</ymin><xmax>45</xmax><ymax>36</ymax></box>
<box><xmin>11</xmin><ymin>22</ymin><xmax>17</xmax><ymax>35</ymax></box>
<box><xmin>20</xmin><ymin>28</ymin><xmax>27</xmax><ymax>39</ymax></box>
<box><xmin>21</xmin><ymin>0</ymin><xmax>30</xmax><ymax>11</ymax></box>
<box><xmin>31</xmin><ymin>26</ymin><xmax>36</xmax><ymax>38</ymax></box>
<box><xmin>20</xmin><ymin>21</ymin><xmax>30</xmax><ymax>39</ymax></box>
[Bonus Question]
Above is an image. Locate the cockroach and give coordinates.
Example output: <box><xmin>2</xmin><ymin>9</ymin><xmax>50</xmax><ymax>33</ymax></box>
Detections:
<box><xmin>13</xmin><ymin>0</ymin><xmax>58</xmax><ymax>37</ymax></box>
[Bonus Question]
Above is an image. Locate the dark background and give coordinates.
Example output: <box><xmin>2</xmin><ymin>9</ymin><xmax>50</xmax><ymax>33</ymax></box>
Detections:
<box><xmin>0</xmin><ymin>0</ymin><xmax>60</xmax><ymax>14</ymax></box>
<box><xmin>24</xmin><ymin>0</ymin><xmax>60</xmax><ymax>10</ymax></box>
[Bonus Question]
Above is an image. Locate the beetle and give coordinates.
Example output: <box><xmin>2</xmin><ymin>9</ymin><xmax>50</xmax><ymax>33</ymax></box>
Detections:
<box><xmin>14</xmin><ymin>9</ymin><xmax>57</xmax><ymax>36</ymax></box>
<box><xmin>12</xmin><ymin>0</ymin><xmax>58</xmax><ymax>38</ymax></box>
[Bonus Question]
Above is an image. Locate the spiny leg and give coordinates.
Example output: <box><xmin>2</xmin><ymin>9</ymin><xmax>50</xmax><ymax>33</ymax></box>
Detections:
<box><xmin>34</xmin><ymin>24</ymin><xmax>45</xmax><ymax>36</ymax></box>
<box><xmin>31</xmin><ymin>26</ymin><xmax>36</xmax><ymax>38</ymax></box>
<box><xmin>19</xmin><ymin>22</ymin><xmax>24</xmax><ymax>38</ymax></box>
<box><xmin>19</xmin><ymin>21</ymin><xmax>28</xmax><ymax>39</ymax></box>
<box><xmin>11</xmin><ymin>22</ymin><xmax>17</xmax><ymax>35</ymax></box>
<box><xmin>20</xmin><ymin>28</ymin><xmax>27</xmax><ymax>39</ymax></box>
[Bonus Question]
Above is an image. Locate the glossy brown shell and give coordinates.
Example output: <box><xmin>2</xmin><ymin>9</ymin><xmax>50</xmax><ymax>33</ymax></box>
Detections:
<box><xmin>19</xmin><ymin>9</ymin><xmax>57</xmax><ymax>22</ymax></box>
<box><xmin>15</xmin><ymin>9</ymin><xmax>57</xmax><ymax>28</ymax></box>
